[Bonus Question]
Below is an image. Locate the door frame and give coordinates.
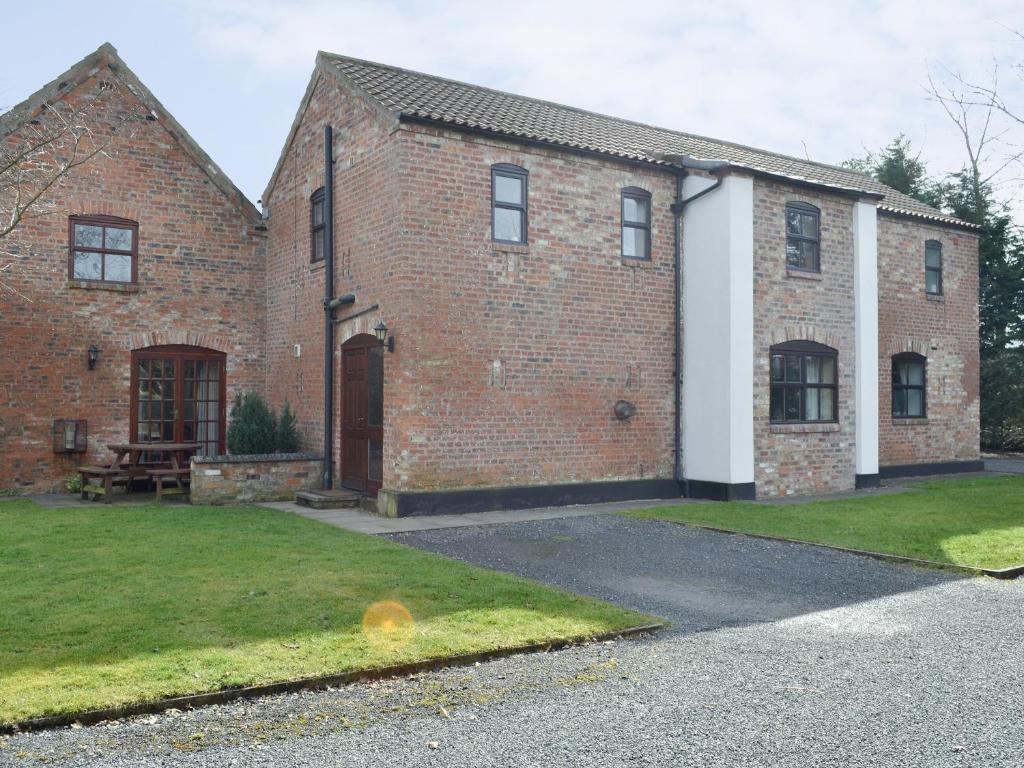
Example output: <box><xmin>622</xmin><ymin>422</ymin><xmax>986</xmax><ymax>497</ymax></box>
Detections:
<box><xmin>340</xmin><ymin>334</ymin><xmax>384</xmax><ymax>496</ymax></box>
<box><xmin>129</xmin><ymin>344</ymin><xmax>227</xmax><ymax>455</ymax></box>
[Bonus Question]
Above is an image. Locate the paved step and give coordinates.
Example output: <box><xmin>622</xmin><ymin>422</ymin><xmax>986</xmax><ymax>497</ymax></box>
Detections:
<box><xmin>295</xmin><ymin>489</ymin><xmax>363</xmax><ymax>509</ymax></box>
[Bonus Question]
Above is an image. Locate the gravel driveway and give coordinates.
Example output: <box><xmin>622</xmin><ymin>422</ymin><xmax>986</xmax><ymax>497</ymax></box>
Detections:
<box><xmin>3</xmin><ymin>515</ymin><xmax>1022</xmax><ymax>767</ymax></box>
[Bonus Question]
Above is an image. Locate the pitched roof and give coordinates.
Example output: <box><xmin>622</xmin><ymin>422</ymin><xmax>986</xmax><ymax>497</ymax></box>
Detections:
<box><xmin>0</xmin><ymin>43</ymin><xmax>260</xmax><ymax>223</ymax></box>
<box><xmin>321</xmin><ymin>52</ymin><xmax>975</xmax><ymax>230</ymax></box>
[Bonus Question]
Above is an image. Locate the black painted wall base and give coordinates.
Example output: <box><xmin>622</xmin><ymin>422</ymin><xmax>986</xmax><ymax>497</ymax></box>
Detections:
<box><xmin>682</xmin><ymin>479</ymin><xmax>757</xmax><ymax>501</ymax></box>
<box><xmin>855</xmin><ymin>473</ymin><xmax>880</xmax><ymax>489</ymax></box>
<box><xmin>878</xmin><ymin>460</ymin><xmax>985</xmax><ymax>479</ymax></box>
<box><xmin>378</xmin><ymin>478</ymin><xmax>682</xmax><ymax>517</ymax></box>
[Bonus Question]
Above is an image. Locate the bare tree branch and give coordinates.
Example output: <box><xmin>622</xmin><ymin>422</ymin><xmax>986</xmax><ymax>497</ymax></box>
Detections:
<box><xmin>0</xmin><ymin>83</ymin><xmax>140</xmax><ymax>300</ymax></box>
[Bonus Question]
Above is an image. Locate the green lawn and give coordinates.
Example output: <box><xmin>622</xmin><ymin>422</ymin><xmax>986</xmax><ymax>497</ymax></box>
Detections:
<box><xmin>0</xmin><ymin>500</ymin><xmax>650</xmax><ymax>725</ymax></box>
<box><xmin>624</xmin><ymin>475</ymin><xmax>1024</xmax><ymax>570</ymax></box>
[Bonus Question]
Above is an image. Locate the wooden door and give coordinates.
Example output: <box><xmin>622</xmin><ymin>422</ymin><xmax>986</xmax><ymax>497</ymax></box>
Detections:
<box><xmin>341</xmin><ymin>336</ymin><xmax>383</xmax><ymax>495</ymax></box>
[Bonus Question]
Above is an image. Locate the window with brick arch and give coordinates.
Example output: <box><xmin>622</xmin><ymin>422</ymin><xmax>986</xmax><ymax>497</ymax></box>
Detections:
<box><xmin>892</xmin><ymin>352</ymin><xmax>926</xmax><ymax>418</ymax></box>
<box><xmin>621</xmin><ymin>187</ymin><xmax>652</xmax><ymax>260</ymax></box>
<box><xmin>785</xmin><ymin>201</ymin><xmax>820</xmax><ymax>272</ymax></box>
<box><xmin>311</xmin><ymin>187</ymin><xmax>326</xmax><ymax>262</ymax></box>
<box><xmin>68</xmin><ymin>215</ymin><xmax>138</xmax><ymax>284</ymax></box>
<box><xmin>491</xmin><ymin>164</ymin><xmax>528</xmax><ymax>244</ymax></box>
<box><xmin>925</xmin><ymin>240</ymin><xmax>942</xmax><ymax>295</ymax></box>
<box><xmin>770</xmin><ymin>340</ymin><xmax>838</xmax><ymax>423</ymax></box>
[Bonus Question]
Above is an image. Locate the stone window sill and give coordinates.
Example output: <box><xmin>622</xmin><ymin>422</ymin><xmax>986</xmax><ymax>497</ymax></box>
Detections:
<box><xmin>68</xmin><ymin>279</ymin><xmax>140</xmax><ymax>293</ymax></box>
<box><xmin>786</xmin><ymin>267</ymin><xmax>823</xmax><ymax>281</ymax></box>
<box><xmin>492</xmin><ymin>242</ymin><xmax>530</xmax><ymax>255</ymax></box>
<box><xmin>770</xmin><ymin>422</ymin><xmax>840</xmax><ymax>434</ymax></box>
<box><xmin>892</xmin><ymin>417</ymin><xmax>929</xmax><ymax>426</ymax></box>
<box><xmin>925</xmin><ymin>293</ymin><xmax>944</xmax><ymax>303</ymax></box>
<box><xmin>310</xmin><ymin>260</ymin><xmax>325</xmax><ymax>272</ymax></box>
<box><xmin>621</xmin><ymin>257</ymin><xmax>655</xmax><ymax>269</ymax></box>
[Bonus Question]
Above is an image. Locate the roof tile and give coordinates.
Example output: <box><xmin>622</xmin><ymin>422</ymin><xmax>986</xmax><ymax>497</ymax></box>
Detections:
<box><xmin>323</xmin><ymin>52</ymin><xmax>973</xmax><ymax>229</ymax></box>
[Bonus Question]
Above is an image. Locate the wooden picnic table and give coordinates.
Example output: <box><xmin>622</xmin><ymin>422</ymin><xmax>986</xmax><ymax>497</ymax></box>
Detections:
<box><xmin>106</xmin><ymin>442</ymin><xmax>201</xmax><ymax>473</ymax></box>
<box><xmin>109</xmin><ymin>442</ymin><xmax>201</xmax><ymax>501</ymax></box>
<box><xmin>79</xmin><ymin>442</ymin><xmax>201</xmax><ymax>503</ymax></box>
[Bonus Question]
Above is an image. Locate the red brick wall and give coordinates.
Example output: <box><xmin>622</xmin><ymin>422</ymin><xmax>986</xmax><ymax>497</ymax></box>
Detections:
<box><xmin>0</xmin><ymin>74</ymin><xmax>265</xmax><ymax>491</ymax></box>
<box><xmin>877</xmin><ymin>215</ymin><xmax>980</xmax><ymax>465</ymax></box>
<box><xmin>387</xmin><ymin>124</ymin><xmax>676</xmax><ymax>491</ymax></box>
<box><xmin>262</xmin><ymin>67</ymin><xmax>402</xmax><ymax>483</ymax></box>
<box><xmin>752</xmin><ymin>178</ymin><xmax>857</xmax><ymax>496</ymax></box>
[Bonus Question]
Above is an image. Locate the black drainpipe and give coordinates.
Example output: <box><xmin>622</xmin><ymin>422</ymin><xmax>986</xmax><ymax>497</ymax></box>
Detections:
<box><xmin>670</xmin><ymin>171</ymin><xmax>687</xmax><ymax>489</ymax></box>
<box><xmin>663</xmin><ymin>155</ymin><xmax>728</xmax><ymax>493</ymax></box>
<box><xmin>322</xmin><ymin>125</ymin><xmax>335</xmax><ymax>490</ymax></box>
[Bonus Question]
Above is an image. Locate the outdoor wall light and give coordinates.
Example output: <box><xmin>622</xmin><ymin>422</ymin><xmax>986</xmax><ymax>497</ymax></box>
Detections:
<box><xmin>87</xmin><ymin>346</ymin><xmax>100</xmax><ymax>370</ymax></box>
<box><xmin>373</xmin><ymin>321</ymin><xmax>395</xmax><ymax>353</ymax></box>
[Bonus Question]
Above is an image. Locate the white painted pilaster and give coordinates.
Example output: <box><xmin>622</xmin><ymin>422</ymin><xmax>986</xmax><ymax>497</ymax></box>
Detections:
<box><xmin>853</xmin><ymin>200</ymin><xmax>879</xmax><ymax>477</ymax></box>
<box><xmin>681</xmin><ymin>173</ymin><xmax>755</xmax><ymax>487</ymax></box>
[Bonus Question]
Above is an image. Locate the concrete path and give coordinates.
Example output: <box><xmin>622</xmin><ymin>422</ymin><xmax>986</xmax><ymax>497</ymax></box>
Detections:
<box><xmin>985</xmin><ymin>456</ymin><xmax>1024</xmax><ymax>474</ymax></box>
<box><xmin>258</xmin><ymin>497</ymin><xmax>684</xmax><ymax>534</ymax></box>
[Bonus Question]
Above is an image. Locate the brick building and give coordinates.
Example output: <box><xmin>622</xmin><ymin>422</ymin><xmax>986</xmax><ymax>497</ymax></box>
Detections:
<box><xmin>0</xmin><ymin>44</ymin><xmax>981</xmax><ymax>509</ymax></box>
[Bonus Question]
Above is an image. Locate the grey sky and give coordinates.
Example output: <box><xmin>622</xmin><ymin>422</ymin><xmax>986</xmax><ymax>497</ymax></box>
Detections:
<box><xmin>2</xmin><ymin>0</ymin><xmax>1022</xmax><ymax>209</ymax></box>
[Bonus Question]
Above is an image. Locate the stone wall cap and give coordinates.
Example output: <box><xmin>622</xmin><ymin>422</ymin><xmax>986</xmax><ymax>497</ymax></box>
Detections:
<box><xmin>192</xmin><ymin>453</ymin><xmax>323</xmax><ymax>464</ymax></box>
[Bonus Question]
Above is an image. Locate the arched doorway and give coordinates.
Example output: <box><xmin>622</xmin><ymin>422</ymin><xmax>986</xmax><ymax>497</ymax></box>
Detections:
<box><xmin>341</xmin><ymin>335</ymin><xmax>383</xmax><ymax>495</ymax></box>
<box><xmin>130</xmin><ymin>345</ymin><xmax>226</xmax><ymax>459</ymax></box>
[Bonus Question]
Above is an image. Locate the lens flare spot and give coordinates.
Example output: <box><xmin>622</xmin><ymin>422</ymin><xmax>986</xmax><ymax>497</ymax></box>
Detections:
<box><xmin>362</xmin><ymin>600</ymin><xmax>414</xmax><ymax>651</ymax></box>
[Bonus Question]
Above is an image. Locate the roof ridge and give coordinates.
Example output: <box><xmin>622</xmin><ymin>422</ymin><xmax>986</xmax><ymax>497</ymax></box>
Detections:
<box><xmin>321</xmin><ymin>51</ymin><xmax>881</xmax><ymax>183</ymax></box>
<box><xmin>0</xmin><ymin>42</ymin><xmax>260</xmax><ymax>223</ymax></box>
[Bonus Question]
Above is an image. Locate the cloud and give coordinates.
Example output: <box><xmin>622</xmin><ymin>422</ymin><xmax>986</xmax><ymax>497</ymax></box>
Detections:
<box><xmin>191</xmin><ymin>0</ymin><xmax>1024</xmax><ymax>203</ymax></box>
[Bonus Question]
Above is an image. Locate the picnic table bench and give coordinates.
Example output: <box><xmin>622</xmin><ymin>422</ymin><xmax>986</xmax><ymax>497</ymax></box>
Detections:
<box><xmin>78</xmin><ymin>442</ymin><xmax>200</xmax><ymax>503</ymax></box>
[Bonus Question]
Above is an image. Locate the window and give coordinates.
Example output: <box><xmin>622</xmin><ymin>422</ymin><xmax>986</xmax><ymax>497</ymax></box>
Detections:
<box><xmin>69</xmin><ymin>215</ymin><xmax>138</xmax><ymax>283</ymax></box>
<box><xmin>621</xmin><ymin>187</ymin><xmax>651</xmax><ymax>259</ymax></box>
<box><xmin>892</xmin><ymin>353</ymin><xmax>926</xmax><ymax>418</ymax></box>
<box><xmin>311</xmin><ymin>187</ymin><xmax>325</xmax><ymax>262</ymax></box>
<box><xmin>925</xmin><ymin>240</ymin><xmax>942</xmax><ymax>295</ymax></box>
<box><xmin>131</xmin><ymin>345</ymin><xmax>226</xmax><ymax>459</ymax></box>
<box><xmin>770</xmin><ymin>341</ymin><xmax>838</xmax><ymax>423</ymax></box>
<box><xmin>491</xmin><ymin>164</ymin><xmax>527</xmax><ymax>244</ymax></box>
<box><xmin>785</xmin><ymin>202</ymin><xmax>820</xmax><ymax>272</ymax></box>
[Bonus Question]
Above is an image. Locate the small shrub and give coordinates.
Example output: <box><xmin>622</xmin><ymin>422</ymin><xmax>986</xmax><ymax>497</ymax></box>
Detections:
<box><xmin>65</xmin><ymin>474</ymin><xmax>83</xmax><ymax>493</ymax></box>
<box><xmin>226</xmin><ymin>391</ymin><xmax>278</xmax><ymax>455</ymax></box>
<box><xmin>276</xmin><ymin>401</ymin><xmax>301</xmax><ymax>453</ymax></box>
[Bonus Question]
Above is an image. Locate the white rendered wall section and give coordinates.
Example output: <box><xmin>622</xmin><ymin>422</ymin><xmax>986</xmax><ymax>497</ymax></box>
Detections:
<box><xmin>681</xmin><ymin>174</ymin><xmax>755</xmax><ymax>485</ymax></box>
<box><xmin>853</xmin><ymin>201</ymin><xmax>879</xmax><ymax>476</ymax></box>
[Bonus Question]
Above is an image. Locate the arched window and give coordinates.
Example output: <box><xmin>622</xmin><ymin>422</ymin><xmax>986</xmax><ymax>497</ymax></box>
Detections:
<box><xmin>621</xmin><ymin>187</ymin><xmax>651</xmax><ymax>260</ymax></box>
<box><xmin>925</xmin><ymin>240</ymin><xmax>942</xmax><ymax>295</ymax></box>
<box><xmin>491</xmin><ymin>163</ymin><xmax>528</xmax><ymax>244</ymax></box>
<box><xmin>68</xmin><ymin>215</ymin><xmax>138</xmax><ymax>284</ymax></box>
<box><xmin>130</xmin><ymin>345</ymin><xmax>226</xmax><ymax>458</ymax></box>
<box><xmin>785</xmin><ymin>201</ymin><xmax>820</xmax><ymax>272</ymax></box>
<box><xmin>770</xmin><ymin>340</ymin><xmax>837</xmax><ymax>423</ymax></box>
<box><xmin>892</xmin><ymin>353</ymin><xmax>926</xmax><ymax>418</ymax></box>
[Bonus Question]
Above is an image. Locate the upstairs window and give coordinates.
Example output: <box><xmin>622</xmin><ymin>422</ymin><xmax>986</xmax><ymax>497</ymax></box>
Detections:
<box><xmin>69</xmin><ymin>215</ymin><xmax>138</xmax><ymax>284</ymax></box>
<box><xmin>491</xmin><ymin>164</ymin><xmax>528</xmax><ymax>244</ymax></box>
<box><xmin>770</xmin><ymin>341</ymin><xmax>838</xmax><ymax>423</ymax></box>
<box><xmin>785</xmin><ymin>202</ymin><xmax>820</xmax><ymax>272</ymax></box>
<box><xmin>621</xmin><ymin>187</ymin><xmax>652</xmax><ymax>260</ymax></box>
<box><xmin>892</xmin><ymin>353</ymin><xmax>926</xmax><ymax>418</ymax></box>
<box><xmin>925</xmin><ymin>240</ymin><xmax>942</xmax><ymax>295</ymax></box>
<box><xmin>311</xmin><ymin>187</ymin><xmax>325</xmax><ymax>262</ymax></box>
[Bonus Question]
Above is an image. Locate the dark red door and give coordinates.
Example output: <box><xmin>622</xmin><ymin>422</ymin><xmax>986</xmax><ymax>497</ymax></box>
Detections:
<box><xmin>341</xmin><ymin>336</ymin><xmax>383</xmax><ymax>495</ymax></box>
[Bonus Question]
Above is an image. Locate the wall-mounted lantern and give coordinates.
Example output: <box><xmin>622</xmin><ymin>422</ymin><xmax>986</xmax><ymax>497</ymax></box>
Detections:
<box><xmin>87</xmin><ymin>346</ymin><xmax>100</xmax><ymax>371</ymax></box>
<box><xmin>373</xmin><ymin>321</ymin><xmax>395</xmax><ymax>353</ymax></box>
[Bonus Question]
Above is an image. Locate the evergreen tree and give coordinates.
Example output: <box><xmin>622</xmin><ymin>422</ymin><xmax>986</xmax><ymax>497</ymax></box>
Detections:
<box><xmin>275</xmin><ymin>401</ymin><xmax>301</xmax><ymax>453</ymax></box>
<box><xmin>842</xmin><ymin>134</ymin><xmax>943</xmax><ymax>207</ymax></box>
<box><xmin>226</xmin><ymin>391</ymin><xmax>277</xmax><ymax>455</ymax></box>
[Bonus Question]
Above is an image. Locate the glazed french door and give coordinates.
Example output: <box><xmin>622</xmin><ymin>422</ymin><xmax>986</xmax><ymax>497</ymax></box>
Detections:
<box><xmin>130</xmin><ymin>345</ymin><xmax>226</xmax><ymax>459</ymax></box>
<box><xmin>341</xmin><ymin>337</ymin><xmax>384</xmax><ymax>495</ymax></box>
